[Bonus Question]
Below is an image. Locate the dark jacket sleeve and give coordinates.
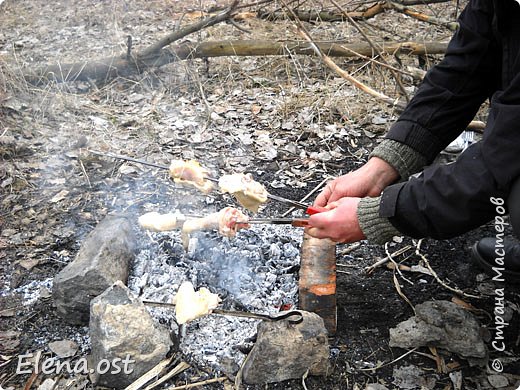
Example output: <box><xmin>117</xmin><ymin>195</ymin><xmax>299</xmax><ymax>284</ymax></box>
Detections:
<box><xmin>386</xmin><ymin>0</ymin><xmax>500</xmax><ymax>162</ymax></box>
<box><xmin>381</xmin><ymin>143</ymin><xmax>510</xmax><ymax>239</ymax></box>
<box><xmin>378</xmin><ymin>0</ymin><xmax>520</xmax><ymax>240</ymax></box>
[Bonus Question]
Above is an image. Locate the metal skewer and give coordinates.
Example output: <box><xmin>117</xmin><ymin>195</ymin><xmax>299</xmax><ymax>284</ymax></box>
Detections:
<box><xmin>88</xmin><ymin>150</ymin><xmax>325</xmax><ymax>214</ymax></box>
<box><xmin>142</xmin><ymin>300</ymin><xmax>303</xmax><ymax>324</ymax></box>
<box><xmin>238</xmin><ymin>218</ymin><xmax>310</xmax><ymax>227</ymax></box>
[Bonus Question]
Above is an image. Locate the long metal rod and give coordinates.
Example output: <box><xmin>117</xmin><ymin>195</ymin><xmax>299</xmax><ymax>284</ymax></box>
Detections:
<box><xmin>88</xmin><ymin>149</ymin><xmax>220</xmax><ymax>182</ymax></box>
<box><xmin>142</xmin><ymin>300</ymin><xmax>302</xmax><ymax>323</ymax></box>
<box><xmin>88</xmin><ymin>150</ymin><xmax>170</xmax><ymax>170</ymax></box>
<box><xmin>245</xmin><ymin>218</ymin><xmax>309</xmax><ymax>225</ymax></box>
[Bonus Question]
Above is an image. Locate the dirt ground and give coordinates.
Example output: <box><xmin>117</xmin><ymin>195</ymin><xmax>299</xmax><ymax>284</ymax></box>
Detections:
<box><xmin>1</xmin><ymin>0</ymin><xmax>520</xmax><ymax>389</ymax></box>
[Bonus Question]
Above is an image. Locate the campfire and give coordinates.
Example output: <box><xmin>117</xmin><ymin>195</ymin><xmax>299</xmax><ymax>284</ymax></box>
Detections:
<box><xmin>130</xmin><ymin>221</ymin><xmax>303</xmax><ymax>374</ymax></box>
<box><xmin>42</xmin><ymin>153</ymin><xmax>335</xmax><ymax>387</ymax></box>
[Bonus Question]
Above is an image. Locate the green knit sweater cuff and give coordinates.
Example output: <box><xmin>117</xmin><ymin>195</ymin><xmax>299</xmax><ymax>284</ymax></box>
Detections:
<box><xmin>370</xmin><ymin>139</ymin><xmax>427</xmax><ymax>180</ymax></box>
<box><xmin>357</xmin><ymin>196</ymin><xmax>401</xmax><ymax>245</ymax></box>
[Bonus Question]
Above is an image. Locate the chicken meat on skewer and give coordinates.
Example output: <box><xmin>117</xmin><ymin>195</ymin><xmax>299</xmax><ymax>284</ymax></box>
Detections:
<box><xmin>181</xmin><ymin>206</ymin><xmax>250</xmax><ymax>248</ymax></box>
<box><xmin>138</xmin><ymin>211</ymin><xmax>187</xmax><ymax>232</ymax></box>
<box><xmin>218</xmin><ymin>173</ymin><xmax>268</xmax><ymax>213</ymax></box>
<box><xmin>169</xmin><ymin>159</ymin><xmax>214</xmax><ymax>193</ymax></box>
<box><xmin>173</xmin><ymin>281</ymin><xmax>221</xmax><ymax>324</ymax></box>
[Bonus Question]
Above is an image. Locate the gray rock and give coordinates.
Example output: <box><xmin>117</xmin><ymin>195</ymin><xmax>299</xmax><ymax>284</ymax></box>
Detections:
<box><xmin>389</xmin><ymin>301</ymin><xmax>487</xmax><ymax>359</ymax></box>
<box><xmin>241</xmin><ymin>311</ymin><xmax>329</xmax><ymax>384</ymax></box>
<box><xmin>53</xmin><ymin>215</ymin><xmax>136</xmax><ymax>325</ymax></box>
<box><xmin>487</xmin><ymin>374</ymin><xmax>509</xmax><ymax>388</ymax></box>
<box><xmin>392</xmin><ymin>365</ymin><xmax>436</xmax><ymax>389</ymax></box>
<box><xmin>89</xmin><ymin>281</ymin><xmax>172</xmax><ymax>389</ymax></box>
<box><xmin>365</xmin><ymin>384</ymin><xmax>390</xmax><ymax>390</ymax></box>
<box><xmin>48</xmin><ymin>339</ymin><xmax>78</xmax><ymax>358</ymax></box>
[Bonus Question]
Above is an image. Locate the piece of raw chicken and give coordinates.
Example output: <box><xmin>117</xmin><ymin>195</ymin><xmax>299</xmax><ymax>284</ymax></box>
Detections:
<box><xmin>169</xmin><ymin>159</ymin><xmax>214</xmax><ymax>193</ymax></box>
<box><xmin>173</xmin><ymin>281</ymin><xmax>221</xmax><ymax>324</ymax></box>
<box><xmin>218</xmin><ymin>173</ymin><xmax>268</xmax><ymax>212</ymax></box>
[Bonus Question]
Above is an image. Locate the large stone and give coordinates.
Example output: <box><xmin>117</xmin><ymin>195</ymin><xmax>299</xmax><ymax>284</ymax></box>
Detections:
<box><xmin>89</xmin><ymin>281</ymin><xmax>172</xmax><ymax>389</ymax></box>
<box><xmin>241</xmin><ymin>310</ymin><xmax>329</xmax><ymax>384</ymax></box>
<box><xmin>389</xmin><ymin>301</ymin><xmax>487</xmax><ymax>359</ymax></box>
<box><xmin>365</xmin><ymin>384</ymin><xmax>390</xmax><ymax>390</ymax></box>
<box><xmin>53</xmin><ymin>215</ymin><xmax>136</xmax><ymax>325</ymax></box>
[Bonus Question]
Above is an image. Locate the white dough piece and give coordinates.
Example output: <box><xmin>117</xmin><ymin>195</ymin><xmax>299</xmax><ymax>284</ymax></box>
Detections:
<box><xmin>138</xmin><ymin>212</ymin><xmax>184</xmax><ymax>232</ymax></box>
<box><xmin>174</xmin><ymin>281</ymin><xmax>221</xmax><ymax>324</ymax></box>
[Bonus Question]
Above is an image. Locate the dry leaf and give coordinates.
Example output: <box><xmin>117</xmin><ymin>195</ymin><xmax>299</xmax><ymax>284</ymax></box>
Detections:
<box><xmin>251</xmin><ymin>105</ymin><xmax>262</xmax><ymax>115</ymax></box>
<box><xmin>18</xmin><ymin>258</ymin><xmax>40</xmax><ymax>271</ymax></box>
<box><xmin>49</xmin><ymin>189</ymin><xmax>69</xmax><ymax>203</ymax></box>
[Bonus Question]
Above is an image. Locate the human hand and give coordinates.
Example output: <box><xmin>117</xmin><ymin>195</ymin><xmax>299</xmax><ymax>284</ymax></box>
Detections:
<box><xmin>305</xmin><ymin>197</ymin><xmax>365</xmax><ymax>243</ymax></box>
<box><xmin>314</xmin><ymin>157</ymin><xmax>399</xmax><ymax>207</ymax></box>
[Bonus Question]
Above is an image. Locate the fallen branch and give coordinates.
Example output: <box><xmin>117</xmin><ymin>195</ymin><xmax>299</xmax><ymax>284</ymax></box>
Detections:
<box><xmin>25</xmin><ymin>1</ymin><xmax>239</xmax><ymax>84</ymax></box>
<box><xmin>141</xmin><ymin>1</ymin><xmax>238</xmax><ymax>58</ymax></box>
<box><xmin>25</xmin><ymin>39</ymin><xmax>448</xmax><ymax>84</ymax></box>
<box><xmin>385</xmin><ymin>1</ymin><xmax>459</xmax><ymax>31</ymax></box>
<box><xmin>283</xmin><ymin>1</ymin><xmax>406</xmax><ymax>109</ymax></box>
<box><xmin>259</xmin><ymin>3</ymin><xmax>385</xmax><ymax>22</ymax></box>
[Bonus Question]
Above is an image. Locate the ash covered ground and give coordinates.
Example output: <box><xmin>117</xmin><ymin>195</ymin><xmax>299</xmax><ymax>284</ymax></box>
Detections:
<box><xmin>1</xmin><ymin>0</ymin><xmax>520</xmax><ymax>389</ymax></box>
<box><xmin>129</xmin><ymin>224</ymin><xmax>302</xmax><ymax>374</ymax></box>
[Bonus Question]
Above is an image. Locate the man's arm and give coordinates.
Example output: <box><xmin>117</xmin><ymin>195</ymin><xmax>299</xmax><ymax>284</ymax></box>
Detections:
<box><xmin>381</xmin><ymin>0</ymin><xmax>499</xmax><ymax>166</ymax></box>
<box><xmin>309</xmin><ymin>0</ymin><xmax>504</xmax><ymax>243</ymax></box>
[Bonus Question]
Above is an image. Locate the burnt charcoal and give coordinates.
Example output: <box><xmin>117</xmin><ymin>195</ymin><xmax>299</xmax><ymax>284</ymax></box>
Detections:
<box><xmin>234</xmin><ymin>342</ymin><xmax>254</xmax><ymax>354</ymax></box>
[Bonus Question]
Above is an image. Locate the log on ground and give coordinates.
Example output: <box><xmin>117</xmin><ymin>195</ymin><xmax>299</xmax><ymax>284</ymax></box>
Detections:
<box><xmin>24</xmin><ymin>40</ymin><xmax>448</xmax><ymax>85</ymax></box>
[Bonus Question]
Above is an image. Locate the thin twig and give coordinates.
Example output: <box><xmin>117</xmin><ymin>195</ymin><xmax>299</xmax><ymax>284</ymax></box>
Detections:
<box><xmin>163</xmin><ymin>376</ymin><xmax>227</xmax><ymax>390</ymax></box>
<box><xmin>365</xmin><ymin>244</ymin><xmax>412</xmax><ymax>274</ymax></box>
<box><xmin>144</xmin><ymin>361</ymin><xmax>188</xmax><ymax>390</ymax></box>
<box><xmin>302</xmin><ymin>370</ymin><xmax>309</xmax><ymax>390</ymax></box>
<box><xmin>385</xmin><ymin>242</ymin><xmax>414</xmax><ymax>285</ymax></box>
<box><xmin>357</xmin><ymin>347</ymin><xmax>418</xmax><ymax>371</ymax></box>
<box><xmin>280</xmin><ymin>1</ymin><xmax>405</xmax><ymax>110</ymax></box>
<box><xmin>339</xmin><ymin>242</ymin><xmax>361</xmax><ymax>255</ymax></box>
<box><xmin>330</xmin><ymin>0</ymin><xmax>410</xmax><ymax>102</ymax></box>
<box><xmin>415</xmin><ymin>239</ymin><xmax>481</xmax><ymax>299</ymax></box>
<box><xmin>281</xmin><ymin>176</ymin><xmax>330</xmax><ymax>217</ymax></box>
<box><xmin>229</xmin><ymin>18</ymin><xmax>253</xmax><ymax>33</ymax></box>
<box><xmin>392</xmin><ymin>271</ymin><xmax>416</xmax><ymax>313</ymax></box>
<box><xmin>337</xmin><ymin>43</ymin><xmax>414</xmax><ymax>78</ymax></box>
<box><xmin>78</xmin><ymin>158</ymin><xmax>92</xmax><ymax>188</ymax></box>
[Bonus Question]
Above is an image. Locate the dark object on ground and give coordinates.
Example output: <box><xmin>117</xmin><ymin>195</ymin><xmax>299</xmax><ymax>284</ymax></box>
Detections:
<box><xmin>471</xmin><ymin>237</ymin><xmax>520</xmax><ymax>282</ymax></box>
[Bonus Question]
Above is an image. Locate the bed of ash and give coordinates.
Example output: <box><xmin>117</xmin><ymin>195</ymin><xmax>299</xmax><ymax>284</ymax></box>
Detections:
<box><xmin>127</xmin><ymin>222</ymin><xmax>303</xmax><ymax>373</ymax></box>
